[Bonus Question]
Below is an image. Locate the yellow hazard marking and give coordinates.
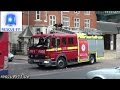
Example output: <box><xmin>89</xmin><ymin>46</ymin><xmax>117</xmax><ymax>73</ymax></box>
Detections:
<box><xmin>97</xmin><ymin>56</ymin><xmax>104</xmax><ymax>60</ymax></box>
<box><xmin>77</xmin><ymin>59</ymin><xmax>89</xmax><ymax>63</ymax></box>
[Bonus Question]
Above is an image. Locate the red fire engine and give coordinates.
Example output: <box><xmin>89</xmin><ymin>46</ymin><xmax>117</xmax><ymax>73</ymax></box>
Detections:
<box><xmin>0</xmin><ymin>32</ymin><xmax>9</xmax><ymax>75</ymax></box>
<box><xmin>28</xmin><ymin>33</ymin><xmax>104</xmax><ymax>69</ymax></box>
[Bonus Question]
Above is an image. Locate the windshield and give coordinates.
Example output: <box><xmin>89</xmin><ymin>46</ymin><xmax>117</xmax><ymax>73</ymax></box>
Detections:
<box><xmin>30</xmin><ymin>36</ymin><xmax>50</xmax><ymax>48</ymax></box>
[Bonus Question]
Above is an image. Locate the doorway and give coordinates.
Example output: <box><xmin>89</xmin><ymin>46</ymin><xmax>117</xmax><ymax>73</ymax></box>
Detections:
<box><xmin>104</xmin><ymin>34</ymin><xmax>110</xmax><ymax>50</ymax></box>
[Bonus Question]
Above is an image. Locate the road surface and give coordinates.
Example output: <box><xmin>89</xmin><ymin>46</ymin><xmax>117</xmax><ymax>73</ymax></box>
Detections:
<box><xmin>8</xmin><ymin>58</ymin><xmax>120</xmax><ymax>79</ymax></box>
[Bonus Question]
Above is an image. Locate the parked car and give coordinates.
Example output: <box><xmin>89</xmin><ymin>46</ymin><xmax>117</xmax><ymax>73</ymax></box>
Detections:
<box><xmin>8</xmin><ymin>53</ymin><xmax>14</xmax><ymax>62</ymax></box>
<box><xmin>86</xmin><ymin>67</ymin><xmax>120</xmax><ymax>79</ymax></box>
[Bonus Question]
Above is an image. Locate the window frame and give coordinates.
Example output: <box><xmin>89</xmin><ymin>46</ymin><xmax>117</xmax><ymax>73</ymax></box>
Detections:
<box><xmin>74</xmin><ymin>18</ymin><xmax>80</xmax><ymax>28</ymax></box>
<box><xmin>62</xmin><ymin>16</ymin><xmax>70</xmax><ymax>28</ymax></box>
<box><xmin>36</xmin><ymin>11</ymin><xmax>41</xmax><ymax>20</ymax></box>
<box><xmin>84</xmin><ymin>11</ymin><xmax>90</xmax><ymax>15</ymax></box>
<box><xmin>49</xmin><ymin>15</ymin><xmax>56</xmax><ymax>26</ymax></box>
<box><xmin>84</xmin><ymin>19</ymin><xmax>90</xmax><ymax>28</ymax></box>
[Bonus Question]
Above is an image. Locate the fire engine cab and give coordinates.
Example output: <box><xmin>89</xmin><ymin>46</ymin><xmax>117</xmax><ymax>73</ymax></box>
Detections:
<box><xmin>0</xmin><ymin>32</ymin><xmax>9</xmax><ymax>75</ymax></box>
<box><xmin>28</xmin><ymin>33</ymin><xmax>104</xmax><ymax>69</ymax></box>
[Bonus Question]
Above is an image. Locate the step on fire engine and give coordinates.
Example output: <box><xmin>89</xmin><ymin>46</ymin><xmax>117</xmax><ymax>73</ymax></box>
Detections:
<box><xmin>0</xmin><ymin>32</ymin><xmax>9</xmax><ymax>75</ymax></box>
<box><xmin>28</xmin><ymin>29</ymin><xmax>104</xmax><ymax>69</ymax></box>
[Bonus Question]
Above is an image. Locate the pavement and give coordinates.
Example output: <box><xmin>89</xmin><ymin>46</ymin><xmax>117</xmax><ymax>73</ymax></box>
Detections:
<box><xmin>14</xmin><ymin>55</ymin><xmax>28</xmax><ymax>60</ymax></box>
<box><xmin>14</xmin><ymin>50</ymin><xmax>117</xmax><ymax>60</ymax></box>
<box><xmin>104</xmin><ymin>50</ymin><xmax>117</xmax><ymax>60</ymax></box>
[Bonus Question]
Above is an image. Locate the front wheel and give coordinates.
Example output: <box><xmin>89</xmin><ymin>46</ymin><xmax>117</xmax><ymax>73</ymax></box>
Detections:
<box><xmin>56</xmin><ymin>57</ymin><xmax>67</xmax><ymax>69</ymax></box>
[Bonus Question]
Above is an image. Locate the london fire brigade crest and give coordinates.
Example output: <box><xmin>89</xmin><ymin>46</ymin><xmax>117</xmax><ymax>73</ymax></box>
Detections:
<box><xmin>81</xmin><ymin>44</ymin><xmax>86</xmax><ymax>52</ymax></box>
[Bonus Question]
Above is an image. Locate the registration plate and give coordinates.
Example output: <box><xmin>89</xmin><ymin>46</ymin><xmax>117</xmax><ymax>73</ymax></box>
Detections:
<box><xmin>34</xmin><ymin>60</ymin><xmax>39</xmax><ymax>62</ymax></box>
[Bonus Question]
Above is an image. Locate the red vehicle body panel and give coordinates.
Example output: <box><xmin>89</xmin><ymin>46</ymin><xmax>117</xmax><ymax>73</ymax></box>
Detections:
<box><xmin>79</xmin><ymin>39</ymin><xmax>88</xmax><ymax>59</ymax></box>
<box><xmin>0</xmin><ymin>32</ymin><xmax>8</xmax><ymax>75</ymax></box>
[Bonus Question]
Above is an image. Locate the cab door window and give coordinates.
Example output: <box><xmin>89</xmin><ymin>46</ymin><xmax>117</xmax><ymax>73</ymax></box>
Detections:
<box><xmin>68</xmin><ymin>37</ymin><xmax>73</xmax><ymax>45</ymax></box>
<box><xmin>62</xmin><ymin>37</ymin><xmax>66</xmax><ymax>46</ymax></box>
<box><xmin>52</xmin><ymin>37</ymin><xmax>60</xmax><ymax>47</ymax></box>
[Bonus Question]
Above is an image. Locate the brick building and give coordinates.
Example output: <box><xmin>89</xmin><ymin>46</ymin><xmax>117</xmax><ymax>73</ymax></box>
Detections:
<box><xmin>22</xmin><ymin>11</ymin><xmax>97</xmax><ymax>34</ymax></box>
<box><xmin>9</xmin><ymin>11</ymin><xmax>97</xmax><ymax>54</ymax></box>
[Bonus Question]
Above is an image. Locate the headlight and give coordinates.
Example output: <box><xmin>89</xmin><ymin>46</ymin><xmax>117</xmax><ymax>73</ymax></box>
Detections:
<box><xmin>44</xmin><ymin>61</ymin><xmax>49</xmax><ymax>63</ymax></box>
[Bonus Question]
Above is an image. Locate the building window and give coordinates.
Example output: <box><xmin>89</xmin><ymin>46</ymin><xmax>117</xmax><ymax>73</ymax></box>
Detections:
<box><xmin>49</xmin><ymin>15</ymin><xmax>56</xmax><ymax>26</ymax></box>
<box><xmin>36</xmin><ymin>28</ymin><xmax>41</xmax><ymax>34</ymax></box>
<box><xmin>62</xmin><ymin>16</ymin><xmax>70</xmax><ymax>27</ymax></box>
<box><xmin>74</xmin><ymin>18</ymin><xmax>80</xmax><ymax>28</ymax></box>
<box><xmin>84</xmin><ymin>11</ymin><xmax>90</xmax><ymax>15</ymax></box>
<box><xmin>84</xmin><ymin>19</ymin><xmax>90</xmax><ymax>28</ymax></box>
<box><xmin>36</xmin><ymin>11</ymin><xmax>41</xmax><ymax>20</ymax></box>
<box><xmin>74</xmin><ymin>11</ymin><xmax>80</xmax><ymax>13</ymax></box>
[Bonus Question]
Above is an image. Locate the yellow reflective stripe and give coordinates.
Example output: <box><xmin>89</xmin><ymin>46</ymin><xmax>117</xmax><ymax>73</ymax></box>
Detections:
<box><xmin>46</xmin><ymin>46</ymin><xmax>78</xmax><ymax>52</ymax></box>
<box><xmin>46</xmin><ymin>48</ymin><xmax>62</xmax><ymax>51</ymax></box>
<box><xmin>57</xmin><ymin>48</ymin><xmax>62</xmax><ymax>50</ymax></box>
<box><xmin>46</xmin><ymin>48</ymin><xmax>55</xmax><ymax>51</ymax></box>
<box><xmin>67</xmin><ymin>46</ymin><xmax>78</xmax><ymax>50</ymax></box>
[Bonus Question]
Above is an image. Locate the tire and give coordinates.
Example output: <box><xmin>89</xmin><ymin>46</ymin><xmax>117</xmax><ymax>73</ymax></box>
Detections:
<box><xmin>89</xmin><ymin>55</ymin><xmax>96</xmax><ymax>64</ymax></box>
<box><xmin>56</xmin><ymin>57</ymin><xmax>67</xmax><ymax>69</ymax></box>
<box><xmin>93</xmin><ymin>77</ymin><xmax>102</xmax><ymax>79</ymax></box>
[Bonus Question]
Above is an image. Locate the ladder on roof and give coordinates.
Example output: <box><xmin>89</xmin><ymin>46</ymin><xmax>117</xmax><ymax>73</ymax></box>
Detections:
<box><xmin>51</xmin><ymin>27</ymin><xmax>103</xmax><ymax>35</ymax></box>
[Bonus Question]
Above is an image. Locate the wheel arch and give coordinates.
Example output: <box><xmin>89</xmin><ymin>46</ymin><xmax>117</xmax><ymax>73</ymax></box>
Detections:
<box><xmin>56</xmin><ymin>53</ymin><xmax>67</xmax><ymax>63</ymax></box>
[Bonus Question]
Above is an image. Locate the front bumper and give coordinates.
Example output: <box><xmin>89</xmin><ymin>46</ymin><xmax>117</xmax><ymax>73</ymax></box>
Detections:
<box><xmin>28</xmin><ymin>58</ymin><xmax>57</xmax><ymax>67</ymax></box>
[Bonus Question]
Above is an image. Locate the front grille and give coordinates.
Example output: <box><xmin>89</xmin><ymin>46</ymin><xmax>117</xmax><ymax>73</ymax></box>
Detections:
<box><xmin>29</xmin><ymin>54</ymin><xmax>45</xmax><ymax>59</ymax></box>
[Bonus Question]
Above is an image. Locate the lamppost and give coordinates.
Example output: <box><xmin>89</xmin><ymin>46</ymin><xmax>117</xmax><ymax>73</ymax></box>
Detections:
<box><xmin>116</xmin><ymin>23</ymin><xmax>120</xmax><ymax>59</ymax></box>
